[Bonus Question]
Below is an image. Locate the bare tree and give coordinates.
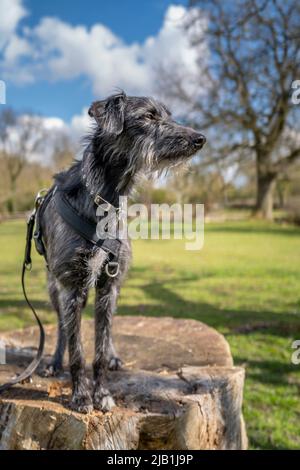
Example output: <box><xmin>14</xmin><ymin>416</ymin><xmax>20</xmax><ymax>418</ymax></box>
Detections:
<box><xmin>0</xmin><ymin>108</ymin><xmax>45</xmax><ymax>211</ymax></box>
<box><xmin>159</xmin><ymin>0</ymin><xmax>300</xmax><ymax>219</ymax></box>
<box><xmin>51</xmin><ymin>133</ymin><xmax>75</xmax><ymax>172</ymax></box>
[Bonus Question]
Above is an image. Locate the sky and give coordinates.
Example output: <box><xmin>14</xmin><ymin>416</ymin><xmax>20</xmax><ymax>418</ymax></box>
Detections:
<box><xmin>0</xmin><ymin>0</ymin><xmax>195</xmax><ymax>134</ymax></box>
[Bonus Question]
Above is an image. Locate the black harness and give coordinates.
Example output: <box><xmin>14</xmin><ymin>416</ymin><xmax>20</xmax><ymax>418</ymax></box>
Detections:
<box><xmin>0</xmin><ymin>187</ymin><xmax>121</xmax><ymax>393</ymax></box>
<box><xmin>54</xmin><ymin>188</ymin><xmax>121</xmax><ymax>271</ymax></box>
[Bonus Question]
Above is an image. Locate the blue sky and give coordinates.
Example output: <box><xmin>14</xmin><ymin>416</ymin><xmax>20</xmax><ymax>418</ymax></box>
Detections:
<box><xmin>0</xmin><ymin>0</ymin><xmax>190</xmax><ymax>123</ymax></box>
<box><xmin>24</xmin><ymin>0</ymin><xmax>186</xmax><ymax>43</ymax></box>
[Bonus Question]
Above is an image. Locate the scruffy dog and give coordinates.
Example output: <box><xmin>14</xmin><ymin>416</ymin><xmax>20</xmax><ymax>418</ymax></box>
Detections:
<box><xmin>40</xmin><ymin>92</ymin><xmax>205</xmax><ymax>413</ymax></box>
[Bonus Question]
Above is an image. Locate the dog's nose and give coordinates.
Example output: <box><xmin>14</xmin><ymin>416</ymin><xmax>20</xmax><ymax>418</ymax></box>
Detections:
<box><xmin>191</xmin><ymin>133</ymin><xmax>206</xmax><ymax>148</ymax></box>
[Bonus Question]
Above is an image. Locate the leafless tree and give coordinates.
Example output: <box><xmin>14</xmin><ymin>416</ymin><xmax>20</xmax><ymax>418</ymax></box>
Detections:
<box><xmin>159</xmin><ymin>0</ymin><xmax>300</xmax><ymax>219</ymax></box>
<box><xmin>51</xmin><ymin>133</ymin><xmax>75</xmax><ymax>172</ymax></box>
<box><xmin>0</xmin><ymin>108</ymin><xmax>45</xmax><ymax>210</ymax></box>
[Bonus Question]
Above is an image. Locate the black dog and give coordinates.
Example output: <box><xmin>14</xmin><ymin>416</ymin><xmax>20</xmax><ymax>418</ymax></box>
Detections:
<box><xmin>40</xmin><ymin>92</ymin><xmax>205</xmax><ymax>413</ymax></box>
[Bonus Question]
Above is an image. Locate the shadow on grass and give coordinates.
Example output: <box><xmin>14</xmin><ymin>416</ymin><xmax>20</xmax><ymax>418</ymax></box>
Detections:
<box><xmin>118</xmin><ymin>278</ymin><xmax>300</xmax><ymax>337</ymax></box>
<box><xmin>0</xmin><ymin>298</ymin><xmax>53</xmax><ymax>311</ymax></box>
<box><xmin>235</xmin><ymin>357</ymin><xmax>300</xmax><ymax>386</ymax></box>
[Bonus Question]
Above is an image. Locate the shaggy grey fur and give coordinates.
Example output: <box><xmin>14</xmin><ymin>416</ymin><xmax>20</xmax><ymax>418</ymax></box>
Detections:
<box><xmin>40</xmin><ymin>92</ymin><xmax>205</xmax><ymax>413</ymax></box>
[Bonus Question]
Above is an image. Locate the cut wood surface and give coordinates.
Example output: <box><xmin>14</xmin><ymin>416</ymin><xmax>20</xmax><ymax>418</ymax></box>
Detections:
<box><xmin>0</xmin><ymin>316</ymin><xmax>247</xmax><ymax>450</ymax></box>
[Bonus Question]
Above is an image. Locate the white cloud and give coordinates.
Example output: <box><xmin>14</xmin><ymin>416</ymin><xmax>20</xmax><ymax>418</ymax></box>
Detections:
<box><xmin>144</xmin><ymin>6</ymin><xmax>199</xmax><ymax>78</ymax></box>
<box><xmin>0</xmin><ymin>2</ymin><xmax>208</xmax><ymax>165</ymax></box>
<box><xmin>0</xmin><ymin>0</ymin><xmax>27</xmax><ymax>48</ymax></box>
<box><xmin>42</xmin><ymin>116</ymin><xmax>67</xmax><ymax>131</ymax></box>
<box><xmin>3</xmin><ymin>34</ymin><xmax>31</xmax><ymax>65</ymax></box>
<box><xmin>34</xmin><ymin>114</ymin><xmax>91</xmax><ymax>164</ymax></box>
<box><xmin>70</xmin><ymin>107</ymin><xmax>92</xmax><ymax>138</ymax></box>
<box><xmin>0</xmin><ymin>3</ymin><xmax>205</xmax><ymax>98</ymax></box>
<box><xmin>27</xmin><ymin>18</ymin><xmax>148</xmax><ymax>95</ymax></box>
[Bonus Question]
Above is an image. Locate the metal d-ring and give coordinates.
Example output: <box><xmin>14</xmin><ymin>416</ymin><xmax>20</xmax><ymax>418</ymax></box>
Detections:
<box><xmin>105</xmin><ymin>261</ymin><xmax>119</xmax><ymax>278</ymax></box>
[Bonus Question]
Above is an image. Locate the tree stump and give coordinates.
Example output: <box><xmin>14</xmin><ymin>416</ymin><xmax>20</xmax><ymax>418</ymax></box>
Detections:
<box><xmin>0</xmin><ymin>316</ymin><xmax>247</xmax><ymax>450</ymax></box>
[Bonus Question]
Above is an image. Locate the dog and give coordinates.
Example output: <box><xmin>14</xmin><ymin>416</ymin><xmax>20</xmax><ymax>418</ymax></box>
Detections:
<box><xmin>40</xmin><ymin>91</ymin><xmax>206</xmax><ymax>413</ymax></box>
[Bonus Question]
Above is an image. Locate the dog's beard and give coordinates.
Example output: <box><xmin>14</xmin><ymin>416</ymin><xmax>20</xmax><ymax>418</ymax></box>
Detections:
<box><xmin>149</xmin><ymin>147</ymin><xmax>198</xmax><ymax>177</ymax></box>
<box><xmin>125</xmin><ymin>141</ymin><xmax>197</xmax><ymax>183</ymax></box>
<box><xmin>145</xmin><ymin>155</ymin><xmax>192</xmax><ymax>181</ymax></box>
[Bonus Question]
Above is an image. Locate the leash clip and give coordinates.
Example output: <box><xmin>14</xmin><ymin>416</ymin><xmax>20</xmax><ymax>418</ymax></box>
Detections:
<box><xmin>105</xmin><ymin>261</ymin><xmax>119</xmax><ymax>278</ymax></box>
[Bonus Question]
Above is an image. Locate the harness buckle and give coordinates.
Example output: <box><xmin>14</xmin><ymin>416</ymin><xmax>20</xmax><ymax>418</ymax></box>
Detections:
<box><xmin>94</xmin><ymin>194</ymin><xmax>111</xmax><ymax>210</ymax></box>
<box><xmin>35</xmin><ymin>188</ymin><xmax>48</xmax><ymax>210</ymax></box>
<box><xmin>94</xmin><ymin>193</ymin><xmax>120</xmax><ymax>213</ymax></box>
<box><xmin>105</xmin><ymin>261</ymin><xmax>119</xmax><ymax>278</ymax></box>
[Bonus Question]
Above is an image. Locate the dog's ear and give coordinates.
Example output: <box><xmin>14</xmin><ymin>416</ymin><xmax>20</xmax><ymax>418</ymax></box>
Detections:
<box><xmin>88</xmin><ymin>92</ymin><xmax>126</xmax><ymax>135</ymax></box>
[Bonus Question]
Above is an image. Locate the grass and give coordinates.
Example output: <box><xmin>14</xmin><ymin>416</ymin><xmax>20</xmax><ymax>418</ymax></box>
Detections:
<box><xmin>0</xmin><ymin>218</ymin><xmax>300</xmax><ymax>449</ymax></box>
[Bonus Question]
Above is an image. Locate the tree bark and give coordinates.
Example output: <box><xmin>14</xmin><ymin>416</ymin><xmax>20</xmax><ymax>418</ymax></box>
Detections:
<box><xmin>0</xmin><ymin>367</ymin><xmax>247</xmax><ymax>450</ymax></box>
<box><xmin>254</xmin><ymin>161</ymin><xmax>277</xmax><ymax>221</ymax></box>
<box><xmin>0</xmin><ymin>317</ymin><xmax>247</xmax><ymax>450</ymax></box>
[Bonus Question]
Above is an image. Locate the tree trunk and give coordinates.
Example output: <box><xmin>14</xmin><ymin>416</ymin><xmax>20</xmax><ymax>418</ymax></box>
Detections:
<box><xmin>254</xmin><ymin>162</ymin><xmax>277</xmax><ymax>221</ymax></box>
<box><xmin>0</xmin><ymin>317</ymin><xmax>247</xmax><ymax>450</ymax></box>
<box><xmin>276</xmin><ymin>179</ymin><xmax>290</xmax><ymax>210</ymax></box>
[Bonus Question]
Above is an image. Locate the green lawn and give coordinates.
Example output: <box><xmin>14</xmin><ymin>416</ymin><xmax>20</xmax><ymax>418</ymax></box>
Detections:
<box><xmin>0</xmin><ymin>218</ymin><xmax>300</xmax><ymax>449</ymax></box>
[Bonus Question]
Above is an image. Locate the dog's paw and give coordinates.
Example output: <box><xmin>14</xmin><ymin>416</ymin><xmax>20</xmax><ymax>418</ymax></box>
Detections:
<box><xmin>41</xmin><ymin>363</ymin><xmax>64</xmax><ymax>378</ymax></box>
<box><xmin>93</xmin><ymin>388</ymin><xmax>115</xmax><ymax>412</ymax></box>
<box><xmin>108</xmin><ymin>356</ymin><xmax>122</xmax><ymax>371</ymax></box>
<box><xmin>70</xmin><ymin>391</ymin><xmax>93</xmax><ymax>414</ymax></box>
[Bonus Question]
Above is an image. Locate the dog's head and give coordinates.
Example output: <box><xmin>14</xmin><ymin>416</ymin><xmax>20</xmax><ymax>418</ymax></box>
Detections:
<box><xmin>88</xmin><ymin>92</ymin><xmax>206</xmax><ymax>172</ymax></box>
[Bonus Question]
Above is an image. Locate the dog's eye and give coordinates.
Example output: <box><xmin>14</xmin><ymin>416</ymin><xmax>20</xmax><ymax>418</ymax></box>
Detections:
<box><xmin>145</xmin><ymin>112</ymin><xmax>157</xmax><ymax>121</ymax></box>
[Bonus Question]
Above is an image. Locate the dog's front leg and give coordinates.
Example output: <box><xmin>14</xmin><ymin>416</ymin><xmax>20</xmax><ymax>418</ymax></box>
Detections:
<box><xmin>59</xmin><ymin>286</ymin><xmax>93</xmax><ymax>413</ymax></box>
<box><xmin>93</xmin><ymin>281</ymin><xmax>117</xmax><ymax>411</ymax></box>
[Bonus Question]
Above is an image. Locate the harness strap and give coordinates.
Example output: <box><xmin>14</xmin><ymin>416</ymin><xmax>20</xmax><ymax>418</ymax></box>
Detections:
<box><xmin>33</xmin><ymin>187</ymin><xmax>54</xmax><ymax>264</ymax></box>
<box><xmin>54</xmin><ymin>189</ymin><xmax>121</xmax><ymax>258</ymax></box>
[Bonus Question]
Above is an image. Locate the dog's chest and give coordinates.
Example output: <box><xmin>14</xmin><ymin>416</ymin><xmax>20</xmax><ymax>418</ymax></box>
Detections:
<box><xmin>87</xmin><ymin>248</ymin><xmax>107</xmax><ymax>287</ymax></box>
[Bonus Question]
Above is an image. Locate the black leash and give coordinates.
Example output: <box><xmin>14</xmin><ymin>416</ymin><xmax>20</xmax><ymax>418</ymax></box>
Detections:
<box><xmin>0</xmin><ymin>194</ymin><xmax>47</xmax><ymax>393</ymax></box>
